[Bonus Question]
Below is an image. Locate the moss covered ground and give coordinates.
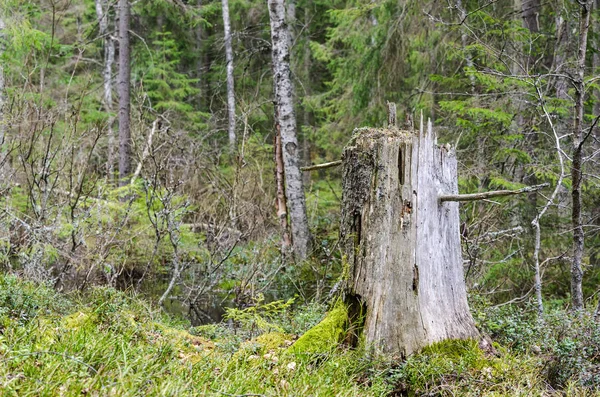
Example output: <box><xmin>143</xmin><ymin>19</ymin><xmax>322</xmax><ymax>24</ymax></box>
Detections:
<box><xmin>1</xmin><ymin>275</ymin><xmax>599</xmax><ymax>396</ymax></box>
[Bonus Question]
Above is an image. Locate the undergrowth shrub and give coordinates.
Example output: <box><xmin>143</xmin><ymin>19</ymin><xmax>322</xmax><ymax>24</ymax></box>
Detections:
<box><xmin>473</xmin><ymin>297</ymin><xmax>600</xmax><ymax>390</ymax></box>
<box><xmin>0</xmin><ymin>274</ymin><xmax>71</xmax><ymax>328</ymax></box>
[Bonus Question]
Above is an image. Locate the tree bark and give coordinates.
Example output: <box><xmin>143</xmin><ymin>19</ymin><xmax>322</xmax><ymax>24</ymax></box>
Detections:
<box><xmin>554</xmin><ymin>13</ymin><xmax>569</xmax><ymax>101</ymax></box>
<box><xmin>571</xmin><ymin>0</ymin><xmax>593</xmax><ymax>311</ymax></box>
<box><xmin>95</xmin><ymin>0</ymin><xmax>116</xmax><ymax>182</ymax></box>
<box><xmin>268</xmin><ymin>0</ymin><xmax>311</xmax><ymax>260</ymax></box>
<box><xmin>118</xmin><ymin>0</ymin><xmax>131</xmax><ymax>185</ymax></box>
<box><xmin>274</xmin><ymin>112</ymin><xmax>292</xmax><ymax>254</ymax></box>
<box><xmin>0</xmin><ymin>16</ymin><xmax>6</xmax><ymax>159</ymax></box>
<box><xmin>595</xmin><ymin>0</ymin><xmax>600</xmax><ymax>128</ymax></box>
<box><xmin>341</xmin><ymin>122</ymin><xmax>479</xmax><ymax>356</ymax></box>
<box><xmin>221</xmin><ymin>0</ymin><xmax>236</xmax><ymax>148</ymax></box>
<box><xmin>519</xmin><ymin>0</ymin><xmax>542</xmax><ymax>317</ymax></box>
<box><xmin>521</xmin><ymin>0</ymin><xmax>540</xmax><ymax>33</ymax></box>
<box><xmin>456</xmin><ymin>0</ymin><xmax>475</xmax><ymax>91</ymax></box>
<box><xmin>195</xmin><ymin>0</ymin><xmax>206</xmax><ymax>110</ymax></box>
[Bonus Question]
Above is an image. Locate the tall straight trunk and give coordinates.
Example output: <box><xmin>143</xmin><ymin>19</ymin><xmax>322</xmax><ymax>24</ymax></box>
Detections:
<box><xmin>456</xmin><ymin>0</ymin><xmax>475</xmax><ymax>91</ymax></box>
<box><xmin>268</xmin><ymin>0</ymin><xmax>311</xmax><ymax>260</ymax></box>
<box><xmin>571</xmin><ymin>0</ymin><xmax>592</xmax><ymax>311</ymax></box>
<box><xmin>195</xmin><ymin>0</ymin><xmax>205</xmax><ymax>109</ymax></box>
<box><xmin>0</xmin><ymin>16</ymin><xmax>6</xmax><ymax>156</ymax></box>
<box><xmin>595</xmin><ymin>0</ymin><xmax>600</xmax><ymax>320</ymax></box>
<box><xmin>95</xmin><ymin>0</ymin><xmax>116</xmax><ymax>181</ymax></box>
<box><xmin>301</xmin><ymin>5</ymin><xmax>312</xmax><ymax>186</ymax></box>
<box><xmin>118</xmin><ymin>0</ymin><xmax>131</xmax><ymax>185</ymax></box>
<box><xmin>521</xmin><ymin>0</ymin><xmax>540</xmax><ymax>33</ymax></box>
<box><xmin>594</xmin><ymin>0</ymin><xmax>600</xmax><ymax>132</ymax></box>
<box><xmin>520</xmin><ymin>0</ymin><xmax>543</xmax><ymax>318</ymax></box>
<box><xmin>554</xmin><ymin>14</ymin><xmax>569</xmax><ymax>101</ymax></box>
<box><xmin>221</xmin><ymin>0</ymin><xmax>236</xmax><ymax>148</ymax></box>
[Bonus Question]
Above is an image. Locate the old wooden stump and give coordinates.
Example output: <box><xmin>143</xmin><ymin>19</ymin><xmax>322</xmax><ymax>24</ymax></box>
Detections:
<box><xmin>340</xmin><ymin>119</ymin><xmax>479</xmax><ymax>356</ymax></box>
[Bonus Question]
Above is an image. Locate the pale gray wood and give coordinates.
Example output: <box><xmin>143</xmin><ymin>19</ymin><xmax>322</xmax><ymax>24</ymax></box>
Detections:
<box><xmin>439</xmin><ymin>183</ymin><xmax>548</xmax><ymax>202</ymax></box>
<box><xmin>268</xmin><ymin>0</ymin><xmax>311</xmax><ymax>260</ymax></box>
<box><xmin>341</xmin><ymin>121</ymin><xmax>479</xmax><ymax>356</ymax></box>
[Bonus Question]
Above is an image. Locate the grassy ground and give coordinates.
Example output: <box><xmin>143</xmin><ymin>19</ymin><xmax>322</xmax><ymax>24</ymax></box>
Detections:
<box><xmin>1</xmin><ymin>274</ymin><xmax>599</xmax><ymax>396</ymax></box>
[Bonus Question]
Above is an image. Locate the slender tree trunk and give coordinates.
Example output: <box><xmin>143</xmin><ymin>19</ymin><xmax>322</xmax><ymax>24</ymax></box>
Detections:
<box><xmin>268</xmin><ymin>0</ymin><xmax>311</xmax><ymax>260</ymax></box>
<box><xmin>118</xmin><ymin>0</ymin><xmax>131</xmax><ymax>185</ymax></box>
<box><xmin>593</xmin><ymin>0</ymin><xmax>600</xmax><ymax>321</ymax></box>
<box><xmin>95</xmin><ymin>0</ymin><xmax>116</xmax><ymax>182</ymax></box>
<box><xmin>571</xmin><ymin>0</ymin><xmax>592</xmax><ymax>311</ymax></box>
<box><xmin>0</xmin><ymin>16</ymin><xmax>6</xmax><ymax>158</ymax></box>
<box><xmin>521</xmin><ymin>0</ymin><xmax>543</xmax><ymax>317</ymax></box>
<box><xmin>554</xmin><ymin>14</ymin><xmax>569</xmax><ymax>101</ymax></box>
<box><xmin>521</xmin><ymin>0</ymin><xmax>540</xmax><ymax>33</ymax></box>
<box><xmin>221</xmin><ymin>0</ymin><xmax>236</xmax><ymax>148</ymax></box>
<box><xmin>594</xmin><ymin>0</ymin><xmax>600</xmax><ymax>136</ymax></box>
<box><xmin>195</xmin><ymin>0</ymin><xmax>205</xmax><ymax>110</ymax></box>
<box><xmin>456</xmin><ymin>0</ymin><xmax>475</xmax><ymax>91</ymax></box>
<box><xmin>301</xmin><ymin>6</ymin><xmax>312</xmax><ymax>187</ymax></box>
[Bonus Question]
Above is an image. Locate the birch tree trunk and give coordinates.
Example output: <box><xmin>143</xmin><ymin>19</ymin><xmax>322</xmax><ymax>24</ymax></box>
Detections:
<box><xmin>571</xmin><ymin>0</ymin><xmax>592</xmax><ymax>311</ymax></box>
<box><xmin>341</xmin><ymin>121</ymin><xmax>478</xmax><ymax>356</ymax></box>
<box><xmin>118</xmin><ymin>0</ymin><xmax>131</xmax><ymax>185</ymax></box>
<box><xmin>221</xmin><ymin>0</ymin><xmax>236</xmax><ymax>148</ymax></box>
<box><xmin>95</xmin><ymin>0</ymin><xmax>116</xmax><ymax>181</ymax></box>
<box><xmin>268</xmin><ymin>0</ymin><xmax>311</xmax><ymax>260</ymax></box>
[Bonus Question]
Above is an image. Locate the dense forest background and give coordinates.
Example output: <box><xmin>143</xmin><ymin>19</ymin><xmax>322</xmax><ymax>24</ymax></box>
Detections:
<box><xmin>1</xmin><ymin>0</ymin><xmax>600</xmax><ymax>395</ymax></box>
<box><xmin>0</xmin><ymin>0</ymin><xmax>599</xmax><ymax>324</ymax></box>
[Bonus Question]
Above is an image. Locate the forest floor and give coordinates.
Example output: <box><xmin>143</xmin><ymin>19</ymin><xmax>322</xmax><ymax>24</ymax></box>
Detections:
<box><xmin>1</xmin><ymin>274</ymin><xmax>599</xmax><ymax>396</ymax></box>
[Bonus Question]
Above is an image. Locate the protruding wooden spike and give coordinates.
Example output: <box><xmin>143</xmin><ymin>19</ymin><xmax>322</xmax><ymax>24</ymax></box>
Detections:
<box><xmin>427</xmin><ymin>118</ymin><xmax>433</xmax><ymax>139</ymax></box>
<box><xmin>419</xmin><ymin>110</ymin><xmax>424</xmax><ymax>137</ymax></box>
<box><xmin>387</xmin><ymin>102</ymin><xmax>397</xmax><ymax>128</ymax></box>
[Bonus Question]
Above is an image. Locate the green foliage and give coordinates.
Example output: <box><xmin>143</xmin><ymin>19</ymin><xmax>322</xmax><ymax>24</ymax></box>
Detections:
<box><xmin>136</xmin><ymin>31</ymin><xmax>200</xmax><ymax>114</ymax></box>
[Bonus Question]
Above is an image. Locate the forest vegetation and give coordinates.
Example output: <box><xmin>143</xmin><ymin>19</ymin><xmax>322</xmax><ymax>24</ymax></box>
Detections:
<box><xmin>0</xmin><ymin>0</ymin><xmax>599</xmax><ymax>395</ymax></box>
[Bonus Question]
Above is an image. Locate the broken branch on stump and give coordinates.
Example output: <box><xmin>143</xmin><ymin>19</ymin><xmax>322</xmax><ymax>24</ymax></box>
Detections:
<box><xmin>439</xmin><ymin>183</ymin><xmax>549</xmax><ymax>203</ymax></box>
<box><xmin>300</xmin><ymin>160</ymin><xmax>342</xmax><ymax>172</ymax></box>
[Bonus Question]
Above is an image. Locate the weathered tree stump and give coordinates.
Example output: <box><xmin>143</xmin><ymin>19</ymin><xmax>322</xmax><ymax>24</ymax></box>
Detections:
<box><xmin>340</xmin><ymin>120</ymin><xmax>479</xmax><ymax>356</ymax></box>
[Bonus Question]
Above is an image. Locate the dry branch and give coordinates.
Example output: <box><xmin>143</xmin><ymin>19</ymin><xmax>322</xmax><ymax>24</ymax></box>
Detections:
<box><xmin>439</xmin><ymin>183</ymin><xmax>549</xmax><ymax>203</ymax></box>
<box><xmin>300</xmin><ymin>160</ymin><xmax>342</xmax><ymax>172</ymax></box>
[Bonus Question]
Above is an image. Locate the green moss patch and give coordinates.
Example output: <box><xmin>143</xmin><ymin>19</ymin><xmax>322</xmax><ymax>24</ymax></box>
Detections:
<box><xmin>289</xmin><ymin>300</ymin><xmax>349</xmax><ymax>355</ymax></box>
